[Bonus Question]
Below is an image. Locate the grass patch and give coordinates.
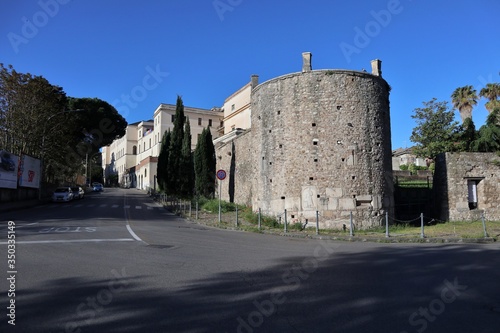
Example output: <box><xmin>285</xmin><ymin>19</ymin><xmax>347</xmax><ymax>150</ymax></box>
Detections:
<box><xmin>200</xmin><ymin>199</ymin><xmax>243</xmax><ymax>213</ymax></box>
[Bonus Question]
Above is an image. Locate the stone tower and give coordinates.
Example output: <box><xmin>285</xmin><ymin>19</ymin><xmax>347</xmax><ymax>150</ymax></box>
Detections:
<box><xmin>249</xmin><ymin>53</ymin><xmax>394</xmax><ymax>228</ymax></box>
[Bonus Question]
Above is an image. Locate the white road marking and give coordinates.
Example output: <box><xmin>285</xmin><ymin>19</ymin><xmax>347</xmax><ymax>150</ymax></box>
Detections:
<box><xmin>135</xmin><ymin>206</ymin><xmax>142</xmax><ymax>209</ymax></box>
<box><xmin>126</xmin><ymin>224</ymin><xmax>143</xmax><ymax>242</ymax></box>
<box><xmin>112</xmin><ymin>204</ymin><xmax>119</xmax><ymax>208</ymax></box>
<box><xmin>0</xmin><ymin>238</ymin><xmax>135</xmax><ymax>245</ymax></box>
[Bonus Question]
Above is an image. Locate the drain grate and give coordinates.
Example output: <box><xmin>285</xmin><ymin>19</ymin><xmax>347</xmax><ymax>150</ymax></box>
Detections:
<box><xmin>147</xmin><ymin>244</ymin><xmax>174</xmax><ymax>249</ymax></box>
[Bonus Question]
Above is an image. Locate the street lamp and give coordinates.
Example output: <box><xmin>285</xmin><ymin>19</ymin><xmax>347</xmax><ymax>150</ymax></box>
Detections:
<box><xmin>39</xmin><ymin>109</ymin><xmax>86</xmax><ymax>200</ymax></box>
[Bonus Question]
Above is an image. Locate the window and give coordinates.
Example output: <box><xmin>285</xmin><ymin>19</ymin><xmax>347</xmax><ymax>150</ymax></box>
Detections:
<box><xmin>468</xmin><ymin>179</ymin><xmax>480</xmax><ymax>210</ymax></box>
<box><xmin>231</xmin><ymin>104</ymin><xmax>235</xmax><ymax>111</ymax></box>
<box><xmin>208</xmin><ymin>119</ymin><xmax>212</xmax><ymax>127</ymax></box>
<box><xmin>171</xmin><ymin>115</ymin><xmax>175</xmax><ymax>122</ymax></box>
<box><xmin>149</xmin><ymin>138</ymin><xmax>151</xmax><ymax>148</ymax></box>
<box><xmin>132</xmin><ymin>146</ymin><xmax>137</xmax><ymax>155</ymax></box>
<box><xmin>145</xmin><ymin>169</ymin><xmax>147</xmax><ymax>177</ymax></box>
<box><xmin>198</xmin><ymin>118</ymin><xmax>202</xmax><ymax>126</ymax></box>
<box><xmin>144</xmin><ymin>142</ymin><xmax>146</xmax><ymax>151</ymax></box>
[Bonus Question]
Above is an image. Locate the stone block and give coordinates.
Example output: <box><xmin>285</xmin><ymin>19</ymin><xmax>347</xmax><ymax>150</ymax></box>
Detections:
<box><xmin>339</xmin><ymin>198</ymin><xmax>356</xmax><ymax>210</ymax></box>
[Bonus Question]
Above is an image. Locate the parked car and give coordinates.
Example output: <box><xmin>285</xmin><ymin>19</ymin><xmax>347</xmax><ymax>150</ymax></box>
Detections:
<box><xmin>71</xmin><ymin>186</ymin><xmax>85</xmax><ymax>199</ymax></box>
<box><xmin>52</xmin><ymin>187</ymin><xmax>74</xmax><ymax>202</ymax></box>
<box><xmin>0</xmin><ymin>151</ymin><xmax>16</xmax><ymax>172</ymax></box>
<box><xmin>92</xmin><ymin>183</ymin><xmax>103</xmax><ymax>192</ymax></box>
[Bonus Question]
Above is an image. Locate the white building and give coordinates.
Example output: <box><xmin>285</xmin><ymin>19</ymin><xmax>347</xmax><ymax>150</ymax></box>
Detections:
<box><xmin>102</xmin><ymin>103</ymin><xmax>223</xmax><ymax>190</ymax></box>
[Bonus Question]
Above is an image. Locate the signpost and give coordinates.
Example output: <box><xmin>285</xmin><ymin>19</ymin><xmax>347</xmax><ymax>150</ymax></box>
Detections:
<box><xmin>216</xmin><ymin>169</ymin><xmax>226</xmax><ymax>224</ymax></box>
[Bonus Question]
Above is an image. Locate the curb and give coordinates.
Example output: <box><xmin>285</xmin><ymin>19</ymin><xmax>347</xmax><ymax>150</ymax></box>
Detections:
<box><xmin>173</xmin><ymin>209</ymin><xmax>498</xmax><ymax>245</ymax></box>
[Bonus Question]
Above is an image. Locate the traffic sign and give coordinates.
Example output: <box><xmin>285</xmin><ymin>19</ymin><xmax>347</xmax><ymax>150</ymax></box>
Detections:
<box><xmin>216</xmin><ymin>169</ymin><xmax>226</xmax><ymax>180</ymax></box>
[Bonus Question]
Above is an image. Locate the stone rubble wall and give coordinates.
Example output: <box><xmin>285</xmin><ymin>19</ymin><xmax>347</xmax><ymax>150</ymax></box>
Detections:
<box><xmin>434</xmin><ymin>152</ymin><xmax>500</xmax><ymax>221</ymax></box>
<box><xmin>216</xmin><ymin>69</ymin><xmax>395</xmax><ymax>229</ymax></box>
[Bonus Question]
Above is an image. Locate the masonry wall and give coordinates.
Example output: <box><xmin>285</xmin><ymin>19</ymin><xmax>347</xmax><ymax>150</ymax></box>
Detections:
<box><xmin>434</xmin><ymin>152</ymin><xmax>500</xmax><ymax>221</ymax></box>
<box><xmin>216</xmin><ymin>130</ymin><xmax>254</xmax><ymax>206</ymax></box>
<box><xmin>250</xmin><ymin>69</ymin><xmax>393</xmax><ymax>229</ymax></box>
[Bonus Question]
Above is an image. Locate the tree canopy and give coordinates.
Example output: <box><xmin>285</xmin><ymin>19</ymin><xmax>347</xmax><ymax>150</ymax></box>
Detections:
<box><xmin>0</xmin><ymin>63</ymin><xmax>127</xmax><ymax>184</ymax></box>
<box><xmin>410</xmin><ymin>98</ymin><xmax>461</xmax><ymax>159</ymax></box>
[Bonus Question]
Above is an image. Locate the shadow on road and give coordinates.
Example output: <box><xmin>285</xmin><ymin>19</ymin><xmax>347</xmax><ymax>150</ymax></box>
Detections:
<box><xmin>4</xmin><ymin>244</ymin><xmax>499</xmax><ymax>333</ymax></box>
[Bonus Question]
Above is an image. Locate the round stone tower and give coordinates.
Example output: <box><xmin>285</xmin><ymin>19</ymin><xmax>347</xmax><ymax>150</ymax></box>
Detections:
<box><xmin>250</xmin><ymin>53</ymin><xmax>393</xmax><ymax>228</ymax></box>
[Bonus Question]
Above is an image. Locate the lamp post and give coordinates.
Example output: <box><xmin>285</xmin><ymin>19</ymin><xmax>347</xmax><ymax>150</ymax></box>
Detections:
<box><xmin>39</xmin><ymin>109</ymin><xmax>86</xmax><ymax>200</ymax></box>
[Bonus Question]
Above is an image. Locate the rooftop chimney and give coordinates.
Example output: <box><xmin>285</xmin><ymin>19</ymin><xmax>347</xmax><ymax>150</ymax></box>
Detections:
<box><xmin>302</xmin><ymin>52</ymin><xmax>312</xmax><ymax>72</ymax></box>
<box><xmin>251</xmin><ymin>74</ymin><xmax>259</xmax><ymax>89</ymax></box>
<box><xmin>371</xmin><ymin>59</ymin><xmax>382</xmax><ymax>77</ymax></box>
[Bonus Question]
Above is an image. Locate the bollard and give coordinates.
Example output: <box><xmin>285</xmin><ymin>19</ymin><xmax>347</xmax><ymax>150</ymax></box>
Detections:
<box><xmin>420</xmin><ymin>213</ymin><xmax>425</xmax><ymax>238</ymax></box>
<box><xmin>189</xmin><ymin>202</ymin><xmax>192</xmax><ymax>217</ymax></box>
<box><xmin>349</xmin><ymin>211</ymin><xmax>354</xmax><ymax>237</ymax></box>
<box><xmin>236</xmin><ymin>206</ymin><xmax>239</xmax><ymax>227</ymax></box>
<box><xmin>385</xmin><ymin>211</ymin><xmax>389</xmax><ymax>238</ymax></box>
<box><xmin>284</xmin><ymin>209</ymin><xmax>288</xmax><ymax>233</ymax></box>
<box><xmin>482</xmin><ymin>213</ymin><xmax>488</xmax><ymax>238</ymax></box>
<box><xmin>258</xmin><ymin>208</ymin><xmax>261</xmax><ymax>230</ymax></box>
<box><xmin>196</xmin><ymin>201</ymin><xmax>199</xmax><ymax>220</ymax></box>
<box><xmin>316</xmin><ymin>210</ymin><xmax>319</xmax><ymax>235</ymax></box>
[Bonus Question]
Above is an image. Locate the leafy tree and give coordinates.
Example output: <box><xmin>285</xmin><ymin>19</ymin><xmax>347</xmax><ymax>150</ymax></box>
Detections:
<box><xmin>156</xmin><ymin>129</ymin><xmax>171</xmax><ymax>192</ymax></box>
<box><xmin>479</xmin><ymin>83</ymin><xmax>500</xmax><ymax>113</ymax></box>
<box><xmin>471</xmin><ymin>109</ymin><xmax>500</xmax><ymax>152</ymax></box>
<box><xmin>0</xmin><ymin>64</ymin><xmax>68</xmax><ymax>158</ymax></box>
<box><xmin>410</xmin><ymin>98</ymin><xmax>461</xmax><ymax>159</ymax></box>
<box><xmin>458</xmin><ymin>117</ymin><xmax>477</xmax><ymax>152</ymax></box>
<box><xmin>67</xmin><ymin>97</ymin><xmax>127</xmax><ymax>148</ymax></box>
<box><xmin>451</xmin><ymin>85</ymin><xmax>478</xmax><ymax>123</ymax></box>
<box><xmin>166</xmin><ymin>96</ymin><xmax>185</xmax><ymax>195</ymax></box>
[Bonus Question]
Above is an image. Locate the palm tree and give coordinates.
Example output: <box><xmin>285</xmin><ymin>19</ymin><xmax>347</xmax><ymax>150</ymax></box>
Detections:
<box><xmin>451</xmin><ymin>85</ymin><xmax>478</xmax><ymax>123</ymax></box>
<box><xmin>479</xmin><ymin>83</ymin><xmax>500</xmax><ymax>113</ymax></box>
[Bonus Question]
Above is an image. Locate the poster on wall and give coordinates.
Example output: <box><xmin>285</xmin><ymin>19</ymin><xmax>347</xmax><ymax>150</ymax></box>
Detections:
<box><xmin>18</xmin><ymin>154</ymin><xmax>41</xmax><ymax>189</ymax></box>
<box><xmin>0</xmin><ymin>150</ymin><xmax>19</xmax><ymax>189</ymax></box>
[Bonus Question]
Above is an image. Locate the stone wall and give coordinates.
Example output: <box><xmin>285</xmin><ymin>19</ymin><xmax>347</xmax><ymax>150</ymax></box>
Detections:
<box><xmin>250</xmin><ymin>69</ymin><xmax>393</xmax><ymax>229</ymax></box>
<box><xmin>434</xmin><ymin>152</ymin><xmax>500</xmax><ymax>221</ymax></box>
<box><xmin>216</xmin><ymin>130</ymin><xmax>254</xmax><ymax>206</ymax></box>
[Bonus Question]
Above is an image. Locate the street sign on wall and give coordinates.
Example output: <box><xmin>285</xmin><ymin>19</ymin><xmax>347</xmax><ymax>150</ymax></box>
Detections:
<box><xmin>216</xmin><ymin>169</ymin><xmax>226</xmax><ymax>181</ymax></box>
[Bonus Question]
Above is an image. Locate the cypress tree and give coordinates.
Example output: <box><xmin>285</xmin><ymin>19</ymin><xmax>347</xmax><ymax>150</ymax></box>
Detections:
<box><xmin>157</xmin><ymin>129</ymin><xmax>170</xmax><ymax>192</ymax></box>
<box><xmin>167</xmin><ymin>96</ymin><xmax>185</xmax><ymax>195</ymax></box>
<box><xmin>204</xmin><ymin>126</ymin><xmax>216</xmax><ymax>198</ymax></box>
<box><xmin>194</xmin><ymin>128</ymin><xmax>207</xmax><ymax>197</ymax></box>
<box><xmin>180</xmin><ymin>117</ymin><xmax>194</xmax><ymax>198</ymax></box>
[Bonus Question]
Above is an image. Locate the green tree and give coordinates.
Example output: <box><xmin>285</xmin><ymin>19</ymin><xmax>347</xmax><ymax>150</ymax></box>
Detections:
<box><xmin>156</xmin><ymin>129</ymin><xmax>171</xmax><ymax>192</ymax></box>
<box><xmin>204</xmin><ymin>126</ymin><xmax>216</xmax><ymax>197</ymax></box>
<box><xmin>194</xmin><ymin>127</ymin><xmax>216</xmax><ymax>198</ymax></box>
<box><xmin>479</xmin><ymin>83</ymin><xmax>500</xmax><ymax>113</ymax></box>
<box><xmin>410</xmin><ymin>98</ymin><xmax>461</xmax><ymax>159</ymax></box>
<box><xmin>179</xmin><ymin>118</ymin><xmax>194</xmax><ymax>198</ymax></box>
<box><xmin>166</xmin><ymin>96</ymin><xmax>185</xmax><ymax>195</ymax></box>
<box><xmin>67</xmin><ymin>97</ymin><xmax>127</xmax><ymax>148</ymax></box>
<box><xmin>471</xmin><ymin>109</ymin><xmax>500</xmax><ymax>152</ymax></box>
<box><xmin>451</xmin><ymin>85</ymin><xmax>478</xmax><ymax>123</ymax></box>
<box><xmin>458</xmin><ymin>117</ymin><xmax>477</xmax><ymax>152</ymax></box>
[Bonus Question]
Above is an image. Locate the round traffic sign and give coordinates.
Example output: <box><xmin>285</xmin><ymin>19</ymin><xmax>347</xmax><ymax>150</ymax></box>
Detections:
<box><xmin>216</xmin><ymin>169</ymin><xmax>226</xmax><ymax>180</ymax></box>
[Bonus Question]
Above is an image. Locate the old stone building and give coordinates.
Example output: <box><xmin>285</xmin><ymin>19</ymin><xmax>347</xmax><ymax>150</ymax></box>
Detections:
<box><xmin>434</xmin><ymin>152</ymin><xmax>500</xmax><ymax>221</ymax></box>
<box><xmin>216</xmin><ymin>53</ymin><xmax>394</xmax><ymax>229</ymax></box>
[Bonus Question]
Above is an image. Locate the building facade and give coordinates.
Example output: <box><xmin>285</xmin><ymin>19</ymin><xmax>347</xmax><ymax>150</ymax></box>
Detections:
<box><xmin>102</xmin><ymin>103</ymin><xmax>223</xmax><ymax>190</ymax></box>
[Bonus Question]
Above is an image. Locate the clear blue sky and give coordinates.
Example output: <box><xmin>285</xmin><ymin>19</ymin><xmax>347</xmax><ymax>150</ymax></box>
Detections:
<box><xmin>1</xmin><ymin>0</ymin><xmax>499</xmax><ymax>149</ymax></box>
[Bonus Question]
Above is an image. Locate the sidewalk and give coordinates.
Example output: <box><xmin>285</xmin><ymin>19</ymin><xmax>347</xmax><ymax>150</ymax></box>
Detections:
<box><xmin>0</xmin><ymin>199</ymin><xmax>49</xmax><ymax>214</ymax></box>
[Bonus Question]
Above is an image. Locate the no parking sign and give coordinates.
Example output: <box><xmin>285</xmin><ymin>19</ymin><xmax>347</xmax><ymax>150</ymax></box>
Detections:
<box><xmin>216</xmin><ymin>169</ymin><xmax>226</xmax><ymax>180</ymax></box>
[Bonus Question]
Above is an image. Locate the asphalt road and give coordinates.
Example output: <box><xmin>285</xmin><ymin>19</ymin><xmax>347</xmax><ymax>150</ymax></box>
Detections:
<box><xmin>0</xmin><ymin>188</ymin><xmax>499</xmax><ymax>333</ymax></box>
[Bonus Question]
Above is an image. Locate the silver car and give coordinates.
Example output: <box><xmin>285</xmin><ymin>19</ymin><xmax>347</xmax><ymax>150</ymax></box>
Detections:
<box><xmin>71</xmin><ymin>186</ymin><xmax>85</xmax><ymax>199</ymax></box>
<box><xmin>52</xmin><ymin>187</ymin><xmax>74</xmax><ymax>202</ymax></box>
